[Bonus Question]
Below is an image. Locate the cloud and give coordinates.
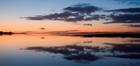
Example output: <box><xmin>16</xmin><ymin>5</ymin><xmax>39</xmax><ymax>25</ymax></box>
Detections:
<box><xmin>63</xmin><ymin>3</ymin><xmax>102</xmax><ymax>15</ymax></box>
<box><xmin>25</xmin><ymin>3</ymin><xmax>103</xmax><ymax>22</ymax></box>
<box><xmin>104</xmin><ymin>8</ymin><xmax>140</xmax><ymax>24</ymax></box>
<box><xmin>26</xmin><ymin>12</ymin><xmax>79</xmax><ymax>20</ymax></box>
<box><xmin>83</xmin><ymin>24</ymin><xmax>93</xmax><ymax>26</ymax></box>
<box><xmin>26</xmin><ymin>13</ymin><xmax>105</xmax><ymax>22</ymax></box>
<box><xmin>104</xmin><ymin>14</ymin><xmax>140</xmax><ymax>24</ymax></box>
<box><xmin>25</xmin><ymin>3</ymin><xmax>140</xmax><ymax>27</ymax></box>
<box><xmin>105</xmin><ymin>8</ymin><xmax>140</xmax><ymax>13</ymax></box>
<box><xmin>104</xmin><ymin>1</ymin><xmax>140</xmax><ymax>25</ymax></box>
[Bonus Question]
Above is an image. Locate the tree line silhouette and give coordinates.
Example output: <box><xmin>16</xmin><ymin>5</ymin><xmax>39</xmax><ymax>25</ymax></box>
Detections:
<box><xmin>0</xmin><ymin>31</ymin><xmax>13</xmax><ymax>35</ymax></box>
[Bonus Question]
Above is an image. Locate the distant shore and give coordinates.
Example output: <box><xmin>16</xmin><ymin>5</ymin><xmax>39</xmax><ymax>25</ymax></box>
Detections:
<box><xmin>0</xmin><ymin>31</ymin><xmax>13</xmax><ymax>35</ymax></box>
<box><xmin>72</xmin><ymin>33</ymin><xmax>140</xmax><ymax>38</ymax></box>
<box><xmin>1</xmin><ymin>31</ymin><xmax>140</xmax><ymax>38</ymax></box>
<box><xmin>49</xmin><ymin>32</ymin><xmax>140</xmax><ymax>38</ymax></box>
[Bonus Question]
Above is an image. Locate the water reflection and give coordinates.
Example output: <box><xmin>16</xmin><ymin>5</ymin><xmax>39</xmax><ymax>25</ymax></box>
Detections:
<box><xmin>26</xmin><ymin>45</ymin><xmax>100</xmax><ymax>63</ymax></box>
<box><xmin>0</xmin><ymin>34</ymin><xmax>140</xmax><ymax>66</ymax></box>
<box><xmin>106</xmin><ymin>43</ymin><xmax>140</xmax><ymax>53</ymax></box>
<box><xmin>106</xmin><ymin>43</ymin><xmax>140</xmax><ymax>59</ymax></box>
<box><xmin>26</xmin><ymin>43</ymin><xmax>140</xmax><ymax>62</ymax></box>
<box><xmin>127</xmin><ymin>40</ymin><xmax>140</xmax><ymax>42</ymax></box>
<box><xmin>40</xmin><ymin>37</ymin><xmax>45</xmax><ymax>39</ymax></box>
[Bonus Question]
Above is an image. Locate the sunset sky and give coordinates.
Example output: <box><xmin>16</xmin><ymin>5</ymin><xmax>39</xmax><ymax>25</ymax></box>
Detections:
<box><xmin>0</xmin><ymin>0</ymin><xmax>140</xmax><ymax>32</ymax></box>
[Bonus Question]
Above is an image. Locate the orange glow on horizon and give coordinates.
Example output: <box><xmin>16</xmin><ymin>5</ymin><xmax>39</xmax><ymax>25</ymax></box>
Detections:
<box><xmin>0</xmin><ymin>18</ymin><xmax>140</xmax><ymax>32</ymax></box>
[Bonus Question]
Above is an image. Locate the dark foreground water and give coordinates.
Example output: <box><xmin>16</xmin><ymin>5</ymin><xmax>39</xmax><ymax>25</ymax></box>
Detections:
<box><xmin>0</xmin><ymin>34</ymin><xmax>140</xmax><ymax>66</ymax></box>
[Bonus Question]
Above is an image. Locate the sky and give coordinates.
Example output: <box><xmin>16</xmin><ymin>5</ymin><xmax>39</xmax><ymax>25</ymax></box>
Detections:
<box><xmin>0</xmin><ymin>0</ymin><xmax>140</xmax><ymax>32</ymax></box>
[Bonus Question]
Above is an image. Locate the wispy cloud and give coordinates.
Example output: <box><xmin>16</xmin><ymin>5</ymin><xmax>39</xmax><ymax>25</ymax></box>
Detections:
<box><xmin>104</xmin><ymin>14</ymin><xmax>140</xmax><ymax>24</ymax></box>
<box><xmin>105</xmin><ymin>8</ymin><xmax>140</xmax><ymax>13</ymax></box>
<box><xmin>113</xmin><ymin>0</ymin><xmax>140</xmax><ymax>5</ymax></box>
<box><xmin>104</xmin><ymin>8</ymin><xmax>140</xmax><ymax>24</ymax></box>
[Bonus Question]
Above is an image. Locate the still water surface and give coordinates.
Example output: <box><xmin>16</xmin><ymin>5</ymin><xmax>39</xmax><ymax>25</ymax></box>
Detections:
<box><xmin>0</xmin><ymin>34</ymin><xmax>140</xmax><ymax>66</ymax></box>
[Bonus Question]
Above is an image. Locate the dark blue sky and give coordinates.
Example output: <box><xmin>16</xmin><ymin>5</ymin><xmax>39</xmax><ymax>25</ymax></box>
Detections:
<box><xmin>0</xmin><ymin>0</ymin><xmax>137</xmax><ymax>18</ymax></box>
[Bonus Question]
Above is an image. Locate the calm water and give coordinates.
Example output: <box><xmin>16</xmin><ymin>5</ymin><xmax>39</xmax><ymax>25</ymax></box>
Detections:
<box><xmin>0</xmin><ymin>34</ymin><xmax>140</xmax><ymax>66</ymax></box>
